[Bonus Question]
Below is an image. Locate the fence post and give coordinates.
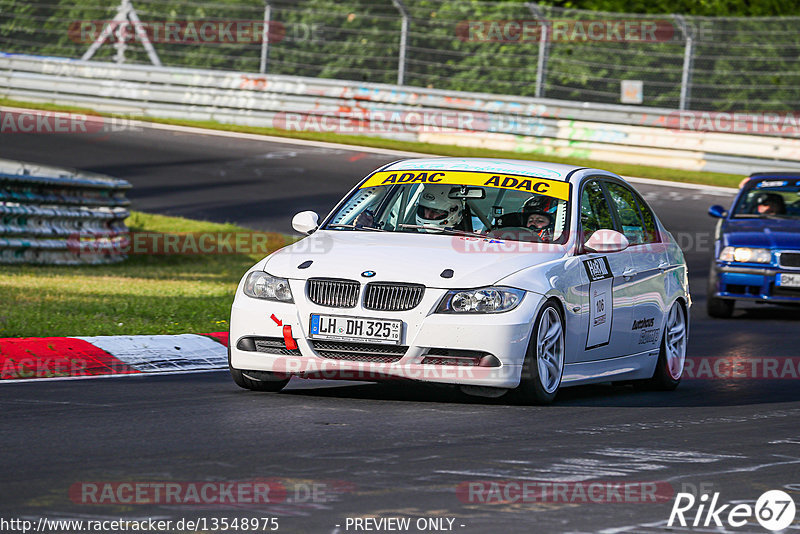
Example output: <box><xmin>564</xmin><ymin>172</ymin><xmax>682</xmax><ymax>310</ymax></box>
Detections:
<box><xmin>260</xmin><ymin>1</ymin><xmax>272</xmax><ymax>74</ymax></box>
<box><xmin>82</xmin><ymin>0</ymin><xmax>161</xmax><ymax>66</ymax></box>
<box><xmin>390</xmin><ymin>0</ymin><xmax>409</xmax><ymax>86</ymax></box>
<box><xmin>527</xmin><ymin>3</ymin><xmax>549</xmax><ymax>99</ymax></box>
<box><xmin>674</xmin><ymin>15</ymin><xmax>694</xmax><ymax>111</ymax></box>
<box><xmin>127</xmin><ymin>0</ymin><xmax>161</xmax><ymax>66</ymax></box>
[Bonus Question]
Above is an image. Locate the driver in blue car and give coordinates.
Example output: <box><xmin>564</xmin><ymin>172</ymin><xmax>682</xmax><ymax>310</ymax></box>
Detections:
<box><xmin>754</xmin><ymin>193</ymin><xmax>786</xmax><ymax>215</ymax></box>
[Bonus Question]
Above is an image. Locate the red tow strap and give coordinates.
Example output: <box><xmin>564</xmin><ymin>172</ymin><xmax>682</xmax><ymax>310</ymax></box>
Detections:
<box><xmin>283</xmin><ymin>325</ymin><xmax>298</xmax><ymax>351</ymax></box>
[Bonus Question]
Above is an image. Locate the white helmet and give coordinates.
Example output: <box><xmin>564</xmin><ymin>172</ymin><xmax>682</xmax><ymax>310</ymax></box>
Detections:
<box><xmin>415</xmin><ymin>185</ymin><xmax>463</xmax><ymax>232</ymax></box>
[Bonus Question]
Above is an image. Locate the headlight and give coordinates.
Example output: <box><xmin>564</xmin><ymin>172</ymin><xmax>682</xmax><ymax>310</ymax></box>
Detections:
<box><xmin>436</xmin><ymin>287</ymin><xmax>525</xmax><ymax>313</ymax></box>
<box><xmin>243</xmin><ymin>272</ymin><xmax>293</xmax><ymax>302</ymax></box>
<box><xmin>719</xmin><ymin>246</ymin><xmax>771</xmax><ymax>264</ymax></box>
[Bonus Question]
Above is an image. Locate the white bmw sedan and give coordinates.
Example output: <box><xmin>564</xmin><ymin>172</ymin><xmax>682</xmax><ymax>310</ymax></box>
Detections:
<box><xmin>229</xmin><ymin>158</ymin><xmax>690</xmax><ymax>404</ymax></box>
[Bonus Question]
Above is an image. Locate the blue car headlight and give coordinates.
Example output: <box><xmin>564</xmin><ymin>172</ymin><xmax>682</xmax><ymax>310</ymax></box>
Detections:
<box><xmin>719</xmin><ymin>246</ymin><xmax>771</xmax><ymax>264</ymax></box>
<box><xmin>436</xmin><ymin>287</ymin><xmax>525</xmax><ymax>313</ymax></box>
<box><xmin>243</xmin><ymin>272</ymin><xmax>293</xmax><ymax>302</ymax></box>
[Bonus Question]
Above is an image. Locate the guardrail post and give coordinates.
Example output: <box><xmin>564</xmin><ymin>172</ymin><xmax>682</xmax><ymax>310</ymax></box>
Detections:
<box><xmin>674</xmin><ymin>15</ymin><xmax>694</xmax><ymax>111</ymax></box>
<box><xmin>527</xmin><ymin>3</ymin><xmax>549</xmax><ymax>99</ymax></box>
<box><xmin>260</xmin><ymin>1</ymin><xmax>273</xmax><ymax>74</ymax></box>
<box><xmin>390</xmin><ymin>0</ymin><xmax>409</xmax><ymax>86</ymax></box>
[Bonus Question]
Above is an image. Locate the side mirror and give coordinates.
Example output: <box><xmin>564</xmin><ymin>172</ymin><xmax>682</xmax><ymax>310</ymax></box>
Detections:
<box><xmin>291</xmin><ymin>211</ymin><xmax>319</xmax><ymax>235</ymax></box>
<box><xmin>708</xmin><ymin>205</ymin><xmax>727</xmax><ymax>218</ymax></box>
<box><xmin>584</xmin><ymin>229</ymin><xmax>630</xmax><ymax>254</ymax></box>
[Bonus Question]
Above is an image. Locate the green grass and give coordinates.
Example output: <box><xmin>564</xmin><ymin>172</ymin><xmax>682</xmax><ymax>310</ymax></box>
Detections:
<box><xmin>0</xmin><ymin>212</ymin><xmax>294</xmax><ymax>338</ymax></box>
<box><xmin>0</xmin><ymin>97</ymin><xmax>743</xmax><ymax>188</ymax></box>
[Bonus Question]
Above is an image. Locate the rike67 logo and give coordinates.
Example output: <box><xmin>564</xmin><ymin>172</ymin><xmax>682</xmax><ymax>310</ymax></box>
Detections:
<box><xmin>669</xmin><ymin>490</ymin><xmax>796</xmax><ymax>531</ymax></box>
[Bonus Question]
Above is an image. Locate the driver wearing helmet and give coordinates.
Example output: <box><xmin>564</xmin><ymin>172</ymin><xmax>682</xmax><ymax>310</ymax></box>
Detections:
<box><xmin>525</xmin><ymin>211</ymin><xmax>554</xmax><ymax>243</ymax></box>
<box><xmin>753</xmin><ymin>192</ymin><xmax>786</xmax><ymax>215</ymax></box>
<box><xmin>416</xmin><ymin>185</ymin><xmax>464</xmax><ymax>232</ymax></box>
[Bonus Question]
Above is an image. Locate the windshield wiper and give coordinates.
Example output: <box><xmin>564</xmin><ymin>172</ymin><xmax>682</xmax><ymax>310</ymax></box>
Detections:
<box><xmin>397</xmin><ymin>224</ymin><xmax>487</xmax><ymax>238</ymax></box>
<box><xmin>326</xmin><ymin>223</ymin><xmax>386</xmax><ymax>232</ymax></box>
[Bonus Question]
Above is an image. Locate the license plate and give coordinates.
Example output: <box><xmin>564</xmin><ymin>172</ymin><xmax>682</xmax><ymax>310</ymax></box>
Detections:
<box><xmin>309</xmin><ymin>314</ymin><xmax>402</xmax><ymax>345</ymax></box>
<box><xmin>777</xmin><ymin>273</ymin><xmax>800</xmax><ymax>287</ymax></box>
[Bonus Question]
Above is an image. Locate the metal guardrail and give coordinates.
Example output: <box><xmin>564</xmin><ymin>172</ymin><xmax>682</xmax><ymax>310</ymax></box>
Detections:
<box><xmin>2</xmin><ymin>0</ymin><xmax>799</xmax><ymax>111</ymax></box>
<box><xmin>0</xmin><ymin>158</ymin><xmax>130</xmax><ymax>265</ymax></box>
<box><xmin>2</xmin><ymin>54</ymin><xmax>800</xmax><ymax>175</ymax></box>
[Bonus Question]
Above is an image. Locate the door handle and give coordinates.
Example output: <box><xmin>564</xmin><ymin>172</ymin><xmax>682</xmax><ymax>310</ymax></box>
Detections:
<box><xmin>622</xmin><ymin>268</ymin><xmax>638</xmax><ymax>279</ymax></box>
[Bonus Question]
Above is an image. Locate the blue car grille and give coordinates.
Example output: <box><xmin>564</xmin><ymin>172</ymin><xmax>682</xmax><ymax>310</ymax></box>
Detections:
<box><xmin>778</xmin><ymin>252</ymin><xmax>800</xmax><ymax>269</ymax></box>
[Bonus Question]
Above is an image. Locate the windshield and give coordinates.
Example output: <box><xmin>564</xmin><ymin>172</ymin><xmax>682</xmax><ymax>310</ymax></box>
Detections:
<box><xmin>732</xmin><ymin>179</ymin><xmax>800</xmax><ymax>219</ymax></box>
<box><xmin>323</xmin><ymin>170</ymin><xmax>571</xmax><ymax>244</ymax></box>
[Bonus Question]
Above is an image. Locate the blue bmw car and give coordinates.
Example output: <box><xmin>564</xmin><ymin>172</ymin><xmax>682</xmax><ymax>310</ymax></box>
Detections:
<box><xmin>707</xmin><ymin>173</ymin><xmax>800</xmax><ymax>317</ymax></box>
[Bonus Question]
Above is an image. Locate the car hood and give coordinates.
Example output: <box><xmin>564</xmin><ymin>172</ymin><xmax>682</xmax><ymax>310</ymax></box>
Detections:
<box><xmin>723</xmin><ymin>218</ymin><xmax>800</xmax><ymax>249</ymax></box>
<box><xmin>263</xmin><ymin>230</ymin><xmax>567</xmax><ymax>288</ymax></box>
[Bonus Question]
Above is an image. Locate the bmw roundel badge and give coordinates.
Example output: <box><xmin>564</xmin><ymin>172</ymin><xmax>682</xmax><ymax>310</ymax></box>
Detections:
<box><xmin>361</xmin><ymin>270</ymin><xmax>376</xmax><ymax>278</ymax></box>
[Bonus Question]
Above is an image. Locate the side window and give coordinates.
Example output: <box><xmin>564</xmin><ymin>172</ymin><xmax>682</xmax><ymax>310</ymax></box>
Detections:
<box><xmin>580</xmin><ymin>180</ymin><xmax>615</xmax><ymax>244</ymax></box>
<box><xmin>605</xmin><ymin>182</ymin><xmax>646</xmax><ymax>245</ymax></box>
<box><xmin>634</xmin><ymin>194</ymin><xmax>659</xmax><ymax>243</ymax></box>
<box><xmin>330</xmin><ymin>187</ymin><xmax>383</xmax><ymax>225</ymax></box>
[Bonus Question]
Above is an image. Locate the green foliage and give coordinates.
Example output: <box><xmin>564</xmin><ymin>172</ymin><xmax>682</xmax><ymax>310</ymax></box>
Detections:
<box><xmin>0</xmin><ymin>211</ymin><xmax>292</xmax><ymax>337</ymax></box>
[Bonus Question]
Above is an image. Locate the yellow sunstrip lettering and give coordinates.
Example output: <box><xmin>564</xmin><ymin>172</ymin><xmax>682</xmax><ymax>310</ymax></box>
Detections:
<box><xmin>361</xmin><ymin>170</ymin><xmax>569</xmax><ymax>201</ymax></box>
<box><xmin>377</xmin><ymin>172</ymin><xmax>445</xmax><ymax>184</ymax></box>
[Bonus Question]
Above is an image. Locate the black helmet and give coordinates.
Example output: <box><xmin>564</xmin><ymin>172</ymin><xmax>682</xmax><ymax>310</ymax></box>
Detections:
<box><xmin>754</xmin><ymin>192</ymin><xmax>785</xmax><ymax>213</ymax></box>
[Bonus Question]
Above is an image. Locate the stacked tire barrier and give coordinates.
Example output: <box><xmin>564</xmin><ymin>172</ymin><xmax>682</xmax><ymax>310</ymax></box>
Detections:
<box><xmin>0</xmin><ymin>159</ymin><xmax>130</xmax><ymax>265</ymax></box>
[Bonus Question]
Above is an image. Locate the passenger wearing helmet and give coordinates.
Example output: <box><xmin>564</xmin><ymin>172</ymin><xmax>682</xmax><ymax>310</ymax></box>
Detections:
<box><xmin>415</xmin><ymin>185</ymin><xmax>464</xmax><ymax>232</ymax></box>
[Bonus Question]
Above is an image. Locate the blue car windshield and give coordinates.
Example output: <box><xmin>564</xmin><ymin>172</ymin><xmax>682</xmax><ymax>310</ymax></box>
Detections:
<box><xmin>732</xmin><ymin>180</ymin><xmax>800</xmax><ymax>219</ymax></box>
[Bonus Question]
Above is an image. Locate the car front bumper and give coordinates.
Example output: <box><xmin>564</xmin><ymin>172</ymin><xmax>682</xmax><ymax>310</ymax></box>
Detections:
<box><xmin>229</xmin><ymin>282</ymin><xmax>545</xmax><ymax>389</ymax></box>
<box><xmin>711</xmin><ymin>263</ymin><xmax>800</xmax><ymax>303</ymax></box>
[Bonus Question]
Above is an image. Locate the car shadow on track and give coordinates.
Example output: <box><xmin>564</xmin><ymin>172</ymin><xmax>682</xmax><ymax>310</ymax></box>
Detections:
<box><xmin>726</xmin><ymin>305</ymin><xmax>800</xmax><ymax>320</ymax></box>
<box><xmin>282</xmin><ymin>381</ymin><xmax>510</xmax><ymax>405</ymax></box>
<box><xmin>277</xmin><ymin>377</ymin><xmax>800</xmax><ymax>408</ymax></box>
<box><xmin>552</xmin><ymin>380</ymin><xmax>800</xmax><ymax>407</ymax></box>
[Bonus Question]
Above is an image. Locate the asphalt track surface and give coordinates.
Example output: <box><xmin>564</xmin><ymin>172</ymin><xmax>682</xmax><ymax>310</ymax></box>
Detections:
<box><xmin>2</xmin><ymin>122</ymin><xmax>800</xmax><ymax>533</ymax></box>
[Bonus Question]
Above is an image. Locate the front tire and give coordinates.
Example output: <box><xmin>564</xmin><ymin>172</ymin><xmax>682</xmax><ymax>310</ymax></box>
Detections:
<box><xmin>707</xmin><ymin>296</ymin><xmax>734</xmax><ymax>318</ymax></box>
<box><xmin>637</xmin><ymin>301</ymin><xmax>687</xmax><ymax>391</ymax></box>
<box><xmin>707</xmin><ymin>266</ymin><xmax>734</xmax><ymax>318</ymax></box>
<box><xmin>230</xmin><ymin>367</ymin><xmax>290</xmax><ymax>392</ymax></box>
<box><xmin>228</xmin><ymin>345</ymin><xmax>290</xmax><ymax>392</ymax></box>
<box><xmin>513</xmin><ymin>301</ymin><xmax>565</xmax><ymax>405</ymax></box>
